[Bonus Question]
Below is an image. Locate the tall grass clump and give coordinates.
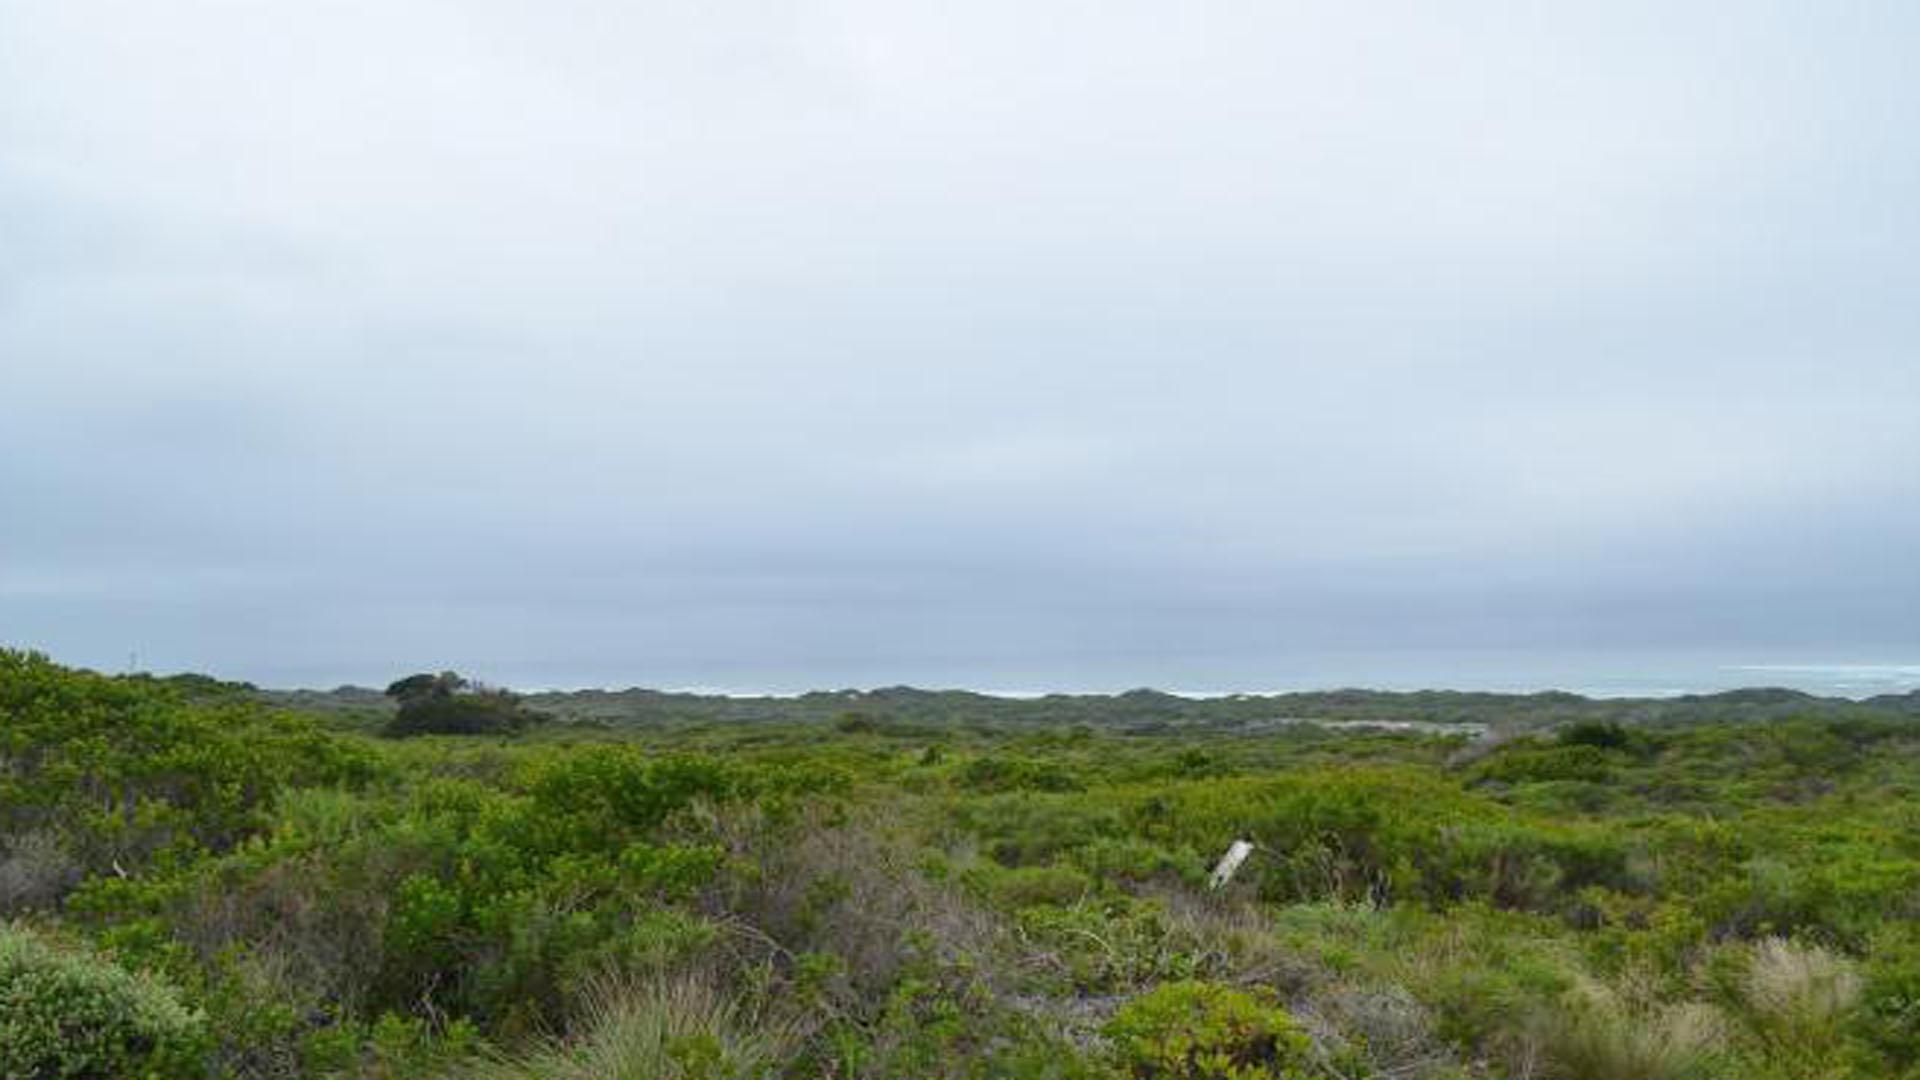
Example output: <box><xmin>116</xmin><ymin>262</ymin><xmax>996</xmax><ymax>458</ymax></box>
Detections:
<box><xmin>1743</xmin><ymin>937</ymin><xmax>1859</xmax><ymax>1030</ymax></box>
<box><xmin>465</xmin><ymin>975</ymin><xmax>798</xmax><ymax>1080</ymax></box>
<box><xmin>1542</xmin><ymin>974</ymin><xmax>1726</xmax><ymax>1080</ymax></box>
<box><xmin>1736</xmin><ymin>937</ymin><xmax>1860</xmax><ymax>1077</ymax></box>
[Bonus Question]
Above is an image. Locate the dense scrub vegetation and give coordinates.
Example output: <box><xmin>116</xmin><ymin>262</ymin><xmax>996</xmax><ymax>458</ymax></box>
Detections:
<box><xmin>264</xmin><ymin>679</ymin><xmax>1920</xmax><ymax>735</ymax></box>
<box><xmin>7</xmin><ymin>647</ymin><xmax>1920</xmax><ymax>1078</ymax></box>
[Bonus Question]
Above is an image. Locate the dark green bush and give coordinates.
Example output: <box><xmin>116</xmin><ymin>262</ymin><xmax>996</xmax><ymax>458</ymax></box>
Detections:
<box><xmin>1472</xmin><ymin>743</ymin><xmax>1620</xmax><ymax>786</ymax></box>
<box><xmin>959</xmin><ymin>756</ymin><xmax>1085</xmax><ymax>794</ymax></box>
<box><xmin>382</xmin><ymin>672</ymin><xmax>542</xmax><ymax>737</ymax></box>
<box><xmin>1854</xmin><ymin>927</ymin><xmax>1920</xmax><ymax>1075</ymax></box>
<box><xmin>1559</xmin><ymin>721</ymin><xmax>1626</xmax><ymax>749</ymax></box>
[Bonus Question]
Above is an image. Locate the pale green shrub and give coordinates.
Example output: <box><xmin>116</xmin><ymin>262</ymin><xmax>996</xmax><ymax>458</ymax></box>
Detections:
<box><xmin>1104</xmin><ymin>979</ymin><xmax>1310</xmax><ymax>1080</ymax></box>
<box><xmin>0</xmin><ymin>922</ymin><xmax>205</xmax><ymax>1079</ymax></box>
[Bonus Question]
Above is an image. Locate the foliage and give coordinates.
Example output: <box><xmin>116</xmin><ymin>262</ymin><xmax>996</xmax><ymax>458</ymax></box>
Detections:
<box><xmin>0</xmin><ymin>648</ymin><xmax>379</xmax><ymax>890</ymax></box>
<box><xmin>0</xmin><ymin>921</ymin><xmax>206</xmax><ymax>1079</ymax></box>
<box><xmin>1104</xmin><ymin>980</ymin><xmax>1310</xmax><ymax>1080</ymax></box>
<box><xmin>959</xmin><ymin>756</ymin><xmax>1085</xmax><ymax>793</ymax></box>
<box><xmin>383</xmin><ymin>672</ymin><xmax>542</xmax><ymax>737</ymax></box>
<box><xmin>9</xmin><ymin>650</ymin><xmax>1920</xmax><ymax>1080</ymax></box>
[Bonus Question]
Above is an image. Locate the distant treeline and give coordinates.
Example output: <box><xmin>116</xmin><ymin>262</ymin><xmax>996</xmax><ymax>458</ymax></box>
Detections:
<box><xmin>235</xmin><ymin>678</ymin><xmax>1920</xmax><ymax>733</ymax></box>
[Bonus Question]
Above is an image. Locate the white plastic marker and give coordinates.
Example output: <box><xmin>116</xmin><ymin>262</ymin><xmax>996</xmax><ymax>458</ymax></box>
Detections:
<box><xmin>1208</xmin><ymin>839</ymin><xmax>1256</xmax><ymax>890</ymax></box>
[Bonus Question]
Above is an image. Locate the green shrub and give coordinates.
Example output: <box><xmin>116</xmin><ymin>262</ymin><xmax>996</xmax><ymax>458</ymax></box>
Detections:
<box><xmin>1472</xmin><ymin>743</ymin><xmax>1620</xmax><ymax>786</ymax></box>
<box><xmin>1018</xmin><ymin>901</ymin><xmax>1209</xmax><ymax>994</ymax></box>
<box><xmin>960</xmin><ymin>756</ymin><xmax>1085</xmax><ymax>794</ymax></box>
<box><xmin>0</xmin><ymin>649</ymin><xmax>379</xmax><ymax>876</ymax></box>
<box><xmin>1851</xmin><ymin>927</ymin><xmax>1920</xmax><ymax>1075</ymax></box>
<box><xmin>966</xmin><ymin>863</ymin><xmax>1096</xmax><ymax>909</ymax></box>
<box><xmin>0</xmin><ymin>922</ymin><xmax>206</xmax><ymax>1079</ymax></box>
<box><xmin>955</xmin><ymin>794</ymin><xmax>1121</xmax><ymax>868</ymax></box>
<box><xmin>518</xmin><ymin>750</ymin><xmax>745</xmax><ymax>848</ymax></box>
<box><xmin>1104</xmin><ymin>979</ymin><xmax>1310</xmax><ymax>1080</ymax></box>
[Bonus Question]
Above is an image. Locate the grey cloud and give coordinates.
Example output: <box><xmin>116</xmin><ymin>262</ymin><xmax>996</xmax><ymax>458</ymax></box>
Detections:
<box><xmin>2</xmin><ymin>0</ymin><xmax>1916</xmax><ymax>690</ymax></box>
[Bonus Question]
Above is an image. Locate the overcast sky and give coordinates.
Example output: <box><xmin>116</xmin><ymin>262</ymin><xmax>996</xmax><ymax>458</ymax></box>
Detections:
<box><xmin>3</xmin><ymin>1</ymin><xmax>1916</xmax><ymax>691</ymax></box>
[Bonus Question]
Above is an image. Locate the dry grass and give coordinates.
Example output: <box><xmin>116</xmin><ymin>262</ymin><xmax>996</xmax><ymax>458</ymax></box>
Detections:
<box><xmin>1733</xmin><ymin>937</ymin><xmax>1861</xmax><ymax>1077</ymax></box>
<box><xmin>1742</xmin><ymin>937</ymin><xmax>1859</xmax><ymax>1029</ymax></box>
<box><xmin>710</xmin><ymin>805</ymin><xmax>1007</xmax><ymax>1006</ymax></box>
<box><xmin>1297</xmin><ymin>982</ymin><xmax>1459</xmax><ymax>1080</ymax></box>
<box><xmin>465</xmin><ymin>975</ymin><xmax>800</xmax><ymax>1080</ymax></box>
<box><xmin>1149</xmin><ymin>887</ymin><xmax>1313</xmax><ymax>991</ymax></box>
<box><xmin>174</xmin><ymin>854</ymin><xmax>388</xmax><ymax>1010</ymax></box>
<box><xmin>1543</xmin><ymin>974</ymin><xmax>1726</xmax><ymax>1080</ymax></box>
<box><xmin>0</xmin><ymin>829</ymin><xmax>81</xmax><ymax>912</ymax></box>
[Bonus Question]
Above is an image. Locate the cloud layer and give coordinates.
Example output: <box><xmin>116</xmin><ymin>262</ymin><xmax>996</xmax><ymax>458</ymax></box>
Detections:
<box><xmin>4</xmin><ymin>1</ymin><xmax>1916</xmax><ymax>688</ymax></box>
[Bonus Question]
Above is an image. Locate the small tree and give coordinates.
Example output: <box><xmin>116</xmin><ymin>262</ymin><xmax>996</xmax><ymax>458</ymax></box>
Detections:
<box><xmin>382</xmin><ymin>671</ymin><xmax>539</xmax><ymax>737</ymax></box>
<box><xmin>385</xmin><ymin>671</ymin><xmax>467</xmax><ymax>707</ymax></box>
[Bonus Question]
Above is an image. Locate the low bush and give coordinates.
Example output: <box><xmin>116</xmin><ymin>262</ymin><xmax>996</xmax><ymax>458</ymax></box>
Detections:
<box><xmin>0</xmin><ymin>921</ymin><xmax>206</xmax><ymax>1079</ymax></box>
<box><xmin>960</xmin><ymin>755</ymin><xmax>1085</xmax><ymax>794</ymax></box>
<box><xmin>0</xmin><ymin>649</ymin><xmax>379</xmax><ymax>877</ymax></box>
<box><xmin>1852</xmin><ymin>926</ymin><xmax>1920</xmax><ymax>1076</ymax></box>
<box><xmin>966</xmin><ymin>863</ymin><xmax>1096</xmax><ymax>909</ymax></box>
<box><xmin>1103</xmin><ymin>979</ymin><xmax>1310</xmax><ymax>1080</ymax></box>
<box><xmin>1471</xmin><ymin>743</ymin><xmax>1621</xmax><ymax>786</ymax></box>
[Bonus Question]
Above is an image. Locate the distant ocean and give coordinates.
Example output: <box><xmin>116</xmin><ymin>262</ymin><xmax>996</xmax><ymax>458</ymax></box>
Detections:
<box><xmin>1141</xmin><ymin>657</ymin><xmax>1920</xmax><ymax>701</ymax></box>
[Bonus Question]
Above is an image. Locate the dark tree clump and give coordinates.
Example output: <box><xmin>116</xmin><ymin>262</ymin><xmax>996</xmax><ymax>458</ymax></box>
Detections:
<box><xmin>382</xmin><ymin>671</ymin><xmax>540</xmax><ymax>737</ymax></box>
